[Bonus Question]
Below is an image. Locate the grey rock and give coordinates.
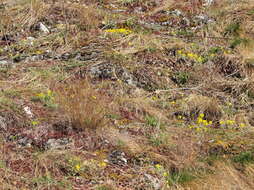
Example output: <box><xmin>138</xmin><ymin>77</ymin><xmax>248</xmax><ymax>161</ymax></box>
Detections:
<box><xmin>172</xmin><ymin>9</ymin><xmax>183</xmax><ymax>16</ymax></box>
<box><xmin>0</xmin><ymin>59</ymin><xmax>13</xmax><ymax>67</ymax></box>
<box><xmin>144</xmin><ymin>174</ymin><xmax>162</xmax><ymax>190</ymax></box>
<box><xmin>45</xmin><ymin>138</ymin><xmax>71</xmax><ymax>150</ymax></box>
<box><xmin>0</xmin><ymin>116</ymin><xmax>7</xmax><ymax>131</ymax></box>
<box><xmin>88</xmin><ymin>63</ymin><xmax>137</xmax><ymax>86</ymax></box>
<box><xmin>27</xmin><ymin>37</ymin><xmax>35</xmax><ymax>45</ymax></box>
<box><xmin>204</xmin><ymin>0</ymin><xmax>214</xmax><ymax>6</ymax></box>
<box><xmin>39</xmin><ymin>22</ymin><xmax>50</xmax><ymax>34</ymax></box>
<box><xmin>17</xmin><ymin>137</ymin><xmax>32</xmax><ymax>147</ymax></box>
<box><xmin>108</xmin><ymin>150</ymin><xmax>128</xmax><ymax>166</ymax></box>
<box><xmin>194</xmin><ymin>14</ymin><xmax>215</xmax><ymax>25</ymax></box>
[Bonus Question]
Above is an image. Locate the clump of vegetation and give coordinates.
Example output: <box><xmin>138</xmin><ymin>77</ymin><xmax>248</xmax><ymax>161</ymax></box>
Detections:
<box><xmin>31</xmin><ymin>89</ymin><xmax>57</xmax><ymax>109</ymax></box>
<box><xmin>145</xmin><ymin>115</ymin><xmax>160</xmax><ymax>127</ymax></box>
<box><xmin>224</xmin><ymin>22</ymin><xmax>241</xmax><ymax>36</ymax></box>
<box><xmin>56</xmin><ymin>80</ymin><xmax>110</xmax><ymax>131</ymax></box>
<box><xmin>172</xmin><ymin>71</ymin><xmax>190</xmax><ymax>85</ymax></box>
<box><xmin>1</xmin><ymin>0</ymin><xmax>254</xmax><ymax>189</ymax></box>
<box><xmin>232</xmin><ymin>151</ymin><xmax>254</xmax><ymax>165</ymax></box>
<box><xmin>166</xmin><ymin>170</ymin><xmax>196</xmax><ymax>186</ymax></box>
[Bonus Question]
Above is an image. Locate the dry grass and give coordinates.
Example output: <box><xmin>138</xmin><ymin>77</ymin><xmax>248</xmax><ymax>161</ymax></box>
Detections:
<box><xmin>188</xmin><ymin>162</ymin><xmax>254</xmax><ymax>190</ymax></box>
<box><xmin>0</xmin><ymin>0</ymin><xmax>254</xmax><ymax>189</ymax></box>
<box><xmin>56</xmin><ymin>80</ymin><xmax>110</xmax><ymax>131</ymax></box>
<box><xmin>177</xmin><ymin>94</ymin><xmax>222</xmax><ymax>122</ymax></box>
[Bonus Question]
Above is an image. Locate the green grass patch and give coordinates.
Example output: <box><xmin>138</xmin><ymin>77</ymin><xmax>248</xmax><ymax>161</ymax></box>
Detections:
<box><xmin>166</xmin><ymin>170</ymin><xmax>196</xmax><ymax>186</ymax></box>
<box><xmin>145</xmin><ymin>115</ymin><xmax>160</xmax><ymax>128</ymax></box>
<box><xmin>232</xmin><ymin>151</ymin><xmax>254</xmax><ymax>165</ymax></box>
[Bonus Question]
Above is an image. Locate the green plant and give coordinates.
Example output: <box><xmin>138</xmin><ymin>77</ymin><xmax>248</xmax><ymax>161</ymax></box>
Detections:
<box><xmin>176</xmin><ymin>30</ymin><xmax>194</xmax><ymax>37</ymax></box>
<box><xmin>149</xmin><ymin>133</ymin><xmax>169</xmax><ymax>146</ymax></box>
<box><xmin>232</xmin><ymin>151</ymin><xmax>254</xmax><ymax>165</ymax></box>
<box><xmin>208</xmin><ymin>46</ymin><xmax>222</xmax><ymax>54</ymax></box>
<box><xmin>96</xmin><ymin>184</ymin><xmax>115</xmax><ymax>190</ymax></box>
<box><xmin>119</xmin><ymin>0</ymin><xmax>139</xmax><ymax>6</ymax></box>
<box><xmin>145</xmin><ymin>115</ymin><xmax>159</xmax><ymax>127</ymax></box>
<box><xmin>229</xmin><ymin>37</ymin><xmax>249</xmax><ymax>49</ymax></box>
<box><xmin>31</xmin><ymin>90</ymin><xmax>57</xmax><ymax>109</ymax></box>
<box><xmin>200</xmin><ymin>155</ymin><xmax>221</xmax><ymax>166</ymax></box>
<box><xmin>31</xmin><ymin>175</ymin><xmax>68</xmax><ymax>188</ymax></box>
<box><xmin>172</xmin><ymin>72</ymin><xmax>190</xmax><ymax>85</ymax></box>
<box><xmin>225</xmin><ymin>23</ymin><xmax>240</xmax><ymax>36</ymax></box>
<box><xmin>166</xmin><ymin>170</ymin><xmax>195</xmax><ymax>186</ymax></box>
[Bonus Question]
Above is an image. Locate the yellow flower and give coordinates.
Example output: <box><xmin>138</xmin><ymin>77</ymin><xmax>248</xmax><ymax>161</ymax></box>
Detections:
<box><xmin>197</xmin><ymin>118</ymin><xmax>203</xmax><ymax>124</ymax></box>
<box><xmin>37</xmin><ymin>93</ymin><xmax>45</xmax><ymax>98</ymax></box>
<box><xmin>99</xmin><ymin>161</ymin><xmax>107</xmax><ymax>167</ymax></box>
<box><xmin>208</xmin><ymin>121</ymin><xmax>213</xmax><ymax>125</ymax></box>
<box><xmin>226</xmin><ymin>120</ymin><xmax>235</xmax><ymax>125</ymax></box>
<box><xmin>187</xmin><ymin>53</ymin><xmax>199</xmax><ymax>59</ymax></box>
<box><xmin>152</xmin><ymin>96</ymin><xmax>158</xmax><ymax>101</ymax></box>
<box><xmin>177</xmin><ymin>50</ymin><xmax>183</xmax><ymax>55</ymax></box>
<box><xmin>219</xmin><ymin>121</ymin><xmax>225</xmax><ymax>125</ymax></box>
<box><xmin>91</xmin><ymin>95</ymin><xmax>97</xmax><ymax>100</ymax></box>
<box><xmin>239</xmin><ymin>123</ymin><xmax>246</xmax><ymax>128</ymax></box>
<box><xmin>197</xmin><ymin>56</ymin><xmax>203</xmax><ymax>63</ymax></box>
<box><xmin>105</xmin><ymin>28</ymin><xmax>132</xmax><ymax>35</ymax></box>
<box><xmin>199</xmin><ymin>113</ymin><xmax>204</xmax><ymax>118</ymax></box>
<box><xmin>163</xmin><ymin>172</ymin><xmax>169</xmax><ymax>177</ymax></box>
<box><xmin>31</xmin><ymin>121</ymin><xmax>39</xmax><ymax>126</ymax></box>
<box><xmin>227</xmin><ymin>102</ymin><xmax>232</xmax><ymax>106</ymax></box>
<box><xmin>35</xmin><ymin>50</ymin><xmax>43</xmax><ymax>55</ymax></box>
<box><xmin>47</xmin><ymin>90</ymin><xmax>52</xmax><ymax>96</ymax></box>
<box><xmin>202</xmin><ymin>120</ymin><xmax>209</xmax><ymax>126</ymax></box>
<box><xmin>75</xmin><ymin>164</ymin><xmax>81</xmax><ymax>171</ymax></box>
<box><xmin>196</xmin><ymin>127</ymin><xmax>201</xmax><ymax>132</ymax></box>
<box><xmin>155</xmin><ymin>164</ymin><xmax>162</xmax><ymax>169</ymax></box>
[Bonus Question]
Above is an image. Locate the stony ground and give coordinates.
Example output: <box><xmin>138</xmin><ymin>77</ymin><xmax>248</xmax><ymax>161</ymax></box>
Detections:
<box><xmin>0</xmin><ymin>0</ymin><xmax>254</xmax><ymax>189</ymax></box>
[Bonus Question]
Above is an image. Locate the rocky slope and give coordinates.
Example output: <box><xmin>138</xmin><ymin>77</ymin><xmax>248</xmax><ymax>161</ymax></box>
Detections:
<box><xmin>0</xmin><ymin>0</ymin><xmax>254</xmax><ymax>189</ymax></box>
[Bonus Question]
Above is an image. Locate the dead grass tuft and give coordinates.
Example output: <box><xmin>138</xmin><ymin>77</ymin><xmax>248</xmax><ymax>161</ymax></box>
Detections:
<box><xmin>179</xmin><ymin>94</ymin><xmax>222</xmax><ymax>122</ymax></box>
<box><xmin>188</xmin><ymin>162</ymin><xmax>254</xmax><ymax>190</ymax></box>
<box><xmin>56</xmin><ymin>80</ymin><xmax>110</xmax><ymax>131</ymax></box>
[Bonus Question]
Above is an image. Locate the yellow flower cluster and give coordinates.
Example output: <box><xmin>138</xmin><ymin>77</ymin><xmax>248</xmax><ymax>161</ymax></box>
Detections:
<box><xmin>189</xmin><ymin>113</ymin><xmax>212</xmax><ymax>132</ymax></box>
<box><xmin>31</xmin><ymin>120</ymin><xmax>40</xmax><ymax>126</ymax></box>
<box><xmin>36</xmin><ymin>90</ymin><xmax>53</xmax><ymax>100</ymax></box>
<box><xmin>155</xmin><ymin>164</ymin><xmax>162</xmax><ymax>170</ymax></box>
<box><xmin>177</xmin><ymin>50</ymin><xmax>204</xmax><ymax>63</ymax></box>
<box><xmin>68</xmin><ymin>157</ymin><xmax>107</xmax><ymax>174</ymax></box>
<box><xmin>177</xmin><ymin>115</ymin><xmax>186</xmax><ymax>120</ymax></box>
<box><xmin>219</xmin><ymin>120</ymin><xmax>235</xmax><ymax>125</ymax></box>
<box><xmin>105</xmin><ymin>28</ymin><xmax>132</xmax><ymax>35</ymax></box>
<box><xmin>154</xmin><ymin>164</ymin><xmax>169</xmax><ymax>178</ymax></box>
<box><xmin>68</xmin><ymin>157</ymin><xmax>83</xmax><ymax>173</ymax></box>
<box><xmin>219</xmin><ymin>120</ymin><xmax>246</xmax><ymax>128</ymax></box>
<box><xmin>98</xmin><ymin>161</ymin><xmax>107</xmax><ymax>168</ymax></box>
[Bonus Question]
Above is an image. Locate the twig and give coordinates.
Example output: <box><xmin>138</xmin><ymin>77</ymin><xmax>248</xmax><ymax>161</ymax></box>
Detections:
<box><xmin>146</xmin><ymin>85</ymin><xmax>202</xmax><ymax>97</ymax></box>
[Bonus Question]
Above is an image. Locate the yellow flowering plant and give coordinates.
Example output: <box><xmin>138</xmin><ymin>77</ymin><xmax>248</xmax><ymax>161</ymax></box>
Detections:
<box><xmin>105</xmin><ymin>28</ymin><xmax>132</xmax><ymax>35</ymax></box>
<box><xmin>189</xmin><ymin>113</ymin><xmax>213</xmax><ymax>132</ymax></box>
<box><xmin>219</xmin><ymin>119</ymin><xmax>246</xmax><ymax>129</ymax></box>
<box><xmin>177</xmin><ymin>50</ymin><xmax>204</xmax><ymax>63</ymax></box>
